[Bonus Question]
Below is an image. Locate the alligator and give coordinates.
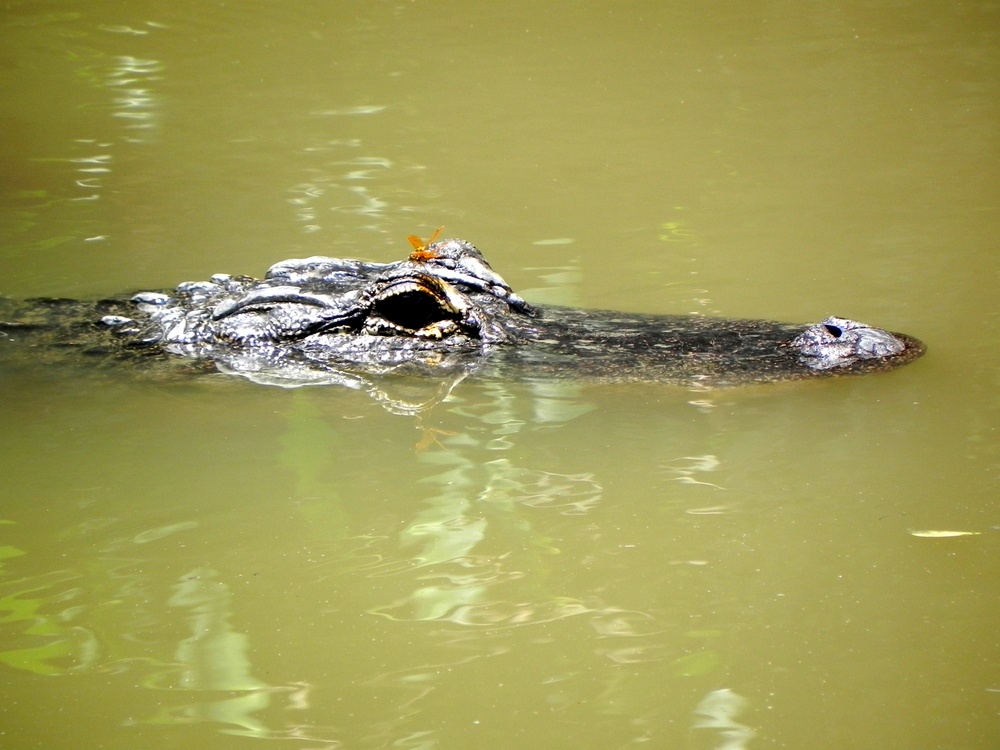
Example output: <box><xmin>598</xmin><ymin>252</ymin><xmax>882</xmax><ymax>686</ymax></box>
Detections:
<box><xmin>0</xmin><ymin>237</ymin><xmax>924</xmax><ymax>391</ymax></box>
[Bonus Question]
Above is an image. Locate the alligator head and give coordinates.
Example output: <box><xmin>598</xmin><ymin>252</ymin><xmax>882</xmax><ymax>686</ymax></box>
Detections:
<box><xmin>109</xmin><ymin>240</ymin><xmax>524</xmax><ymax>384</ymax></box>
<box><xmin>206</xmin><ymin>267</ymin><xmax>507</xmax><ymax>345</ymax></box>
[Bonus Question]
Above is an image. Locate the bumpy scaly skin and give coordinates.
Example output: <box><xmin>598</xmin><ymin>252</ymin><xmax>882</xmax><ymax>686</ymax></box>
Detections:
<box><xmin>790</xmin><ymin>316</ymin><xmax>907</xmax><ymax>370</ymax></box>
<box><xmin>117</xmin><ymin>242</ymin><xmax>520</xmax><ymax>351</ymax></box>
<box><xmin>1</xmin><ymin>239</ymin><xmax>924</xmax><ymax>389</ymax></box>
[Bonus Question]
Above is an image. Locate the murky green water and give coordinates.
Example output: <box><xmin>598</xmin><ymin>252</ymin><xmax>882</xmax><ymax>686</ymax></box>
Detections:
<box><xmin>2</xmin><ymin>1</ymin><xmax>998</xmax><ymax>748</ymax></box>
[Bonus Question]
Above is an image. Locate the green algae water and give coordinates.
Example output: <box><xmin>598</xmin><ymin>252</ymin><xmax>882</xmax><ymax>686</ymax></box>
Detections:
<box><xmin>1</xmin><ymin>2</ymin><xmax>998</xmax><ymax>748</ymax></box>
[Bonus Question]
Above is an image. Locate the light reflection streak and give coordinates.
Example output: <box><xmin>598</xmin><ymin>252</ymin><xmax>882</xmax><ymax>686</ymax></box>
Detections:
<box><xmin>139</xmin><ymin>568</ymin><xmax>341</xmax><ymax>743</ymax></box>
<box><xmin>1</xmin><ymin>518</ymin><xmax>339</xmax><ymax>744</ymax></box>
<box><xmin>105</xmin><ymin>56</ymin><xmax>161</xmax><ymax>138</ymax></box>
<box><xmin>49</xmin><ymin>49</ymin><xmax>164</xmax><ymax>211</ymax></box>
<box><xmin>692</xmin><ymin>688</ymin><xmax>756</xmax><ymax>750</ymax></box>
<box><xmin>343</xmin><ymin>381</ymin><xmax>615</xmax><ymax>633</ymax></box>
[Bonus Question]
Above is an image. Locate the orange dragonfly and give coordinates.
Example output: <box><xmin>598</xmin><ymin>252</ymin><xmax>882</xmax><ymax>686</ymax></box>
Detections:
<box><xmin>407</xmin><ymin>226</ymin><xmax>443</xmax><ymax>261</ymax></box>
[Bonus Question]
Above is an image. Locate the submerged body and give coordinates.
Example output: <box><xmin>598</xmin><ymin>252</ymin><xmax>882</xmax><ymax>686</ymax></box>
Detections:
<box><xmin>0</xmin><ymin>239</ymin><xmax>924</xmax><ymax>390</ymax></box>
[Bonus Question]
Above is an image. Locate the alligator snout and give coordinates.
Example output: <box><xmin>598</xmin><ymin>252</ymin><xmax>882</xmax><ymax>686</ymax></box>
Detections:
<box><xmin>791</xmin><ymin>315</ymin><xmax>909</xmax><ymax>370</ymax></box>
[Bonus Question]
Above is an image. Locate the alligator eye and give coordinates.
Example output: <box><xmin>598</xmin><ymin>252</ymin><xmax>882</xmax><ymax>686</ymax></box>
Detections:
<box><xmin>374</xmin><ymin>288</ymin><xmax>453</xmax><ymax>331</ymax></box>
<box><xmin>824</xmin><ymin>324</ymin><xmax>843</xmax><ymax>338</ymax></box>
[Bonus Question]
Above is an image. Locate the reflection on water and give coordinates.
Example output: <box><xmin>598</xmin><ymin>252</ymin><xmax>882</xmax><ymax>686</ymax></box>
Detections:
<box><xmin>287</xmin><ymin>127</ymin><xmax>397</xmax><ymax>234</ymax></box>
<box><xmin>366</xmin><ymin>382</ymin><xmax>604</xmax><ymax>626</ymax></box>
<box><xmin>292</xmin><ymin>380</ymin><xmax>606</xmax><ymax>632</ymax></box>
<box><xmin>0</xmin><ymin>547</ymin><xmax>98</xmax><ymax>676</ymax></box>
<box><xmin>693</xmin><ymin>689</ymin><xmax>755</xmax><ymax>750</ymax></box>
<box><xmin>105</xmin><ymin>54</ymin><xmax>162</xmax><ymax>141</ymax></box>
<box><xmin>0</xmin><ymin>377</ymin><xmax>751</xmax><ymax>745</ymax></box>
<box><xmin>276</xmin><ymin>381</ymin><xmax>743</xmax><ymax>744</ymax></box>
<box><xmin>1</xmin><ymin>16</ymin><xmax>168</xmax><ymax>263</ymax></box>
<box><xmin>148</xmin><ymin>569</ymin><xmax>273</xmax><ymax>735</ymax></box>
<box><xmin>1</xmin><ymin>353</ymin><xmax>996</xmax><ymax>746</ymax></box>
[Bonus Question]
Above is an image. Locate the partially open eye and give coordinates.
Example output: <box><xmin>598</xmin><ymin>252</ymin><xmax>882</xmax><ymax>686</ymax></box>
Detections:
<box><xmin>824</xmin><ymin>324</ymin><xmax>843</xmax><ymax>338</ymax></box>
<box><xmin>374</xmin><ymin>289</ymin><xmax>453</xmax><ymax>331</ymax></box>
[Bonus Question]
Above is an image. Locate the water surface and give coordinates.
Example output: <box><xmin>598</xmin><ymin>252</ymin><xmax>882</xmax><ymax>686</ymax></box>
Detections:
<box><xmin>1</xmin><ymin>2</ymin><xmax>998</xmax><ymax>748</ymax></box>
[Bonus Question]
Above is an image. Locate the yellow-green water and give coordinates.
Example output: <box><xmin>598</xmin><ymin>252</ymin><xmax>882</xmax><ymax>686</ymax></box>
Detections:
<box><xmin>1</xmin><ymin>2</ymin><xmax>998</xmax><ymax>748</ymax></box>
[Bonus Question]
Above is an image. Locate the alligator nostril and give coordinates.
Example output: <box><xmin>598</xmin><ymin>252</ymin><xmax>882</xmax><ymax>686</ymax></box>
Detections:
<box><xmin>824</xmin><ymin>324</ymin><xmax>843</xmax><ymax>338</ymax></box>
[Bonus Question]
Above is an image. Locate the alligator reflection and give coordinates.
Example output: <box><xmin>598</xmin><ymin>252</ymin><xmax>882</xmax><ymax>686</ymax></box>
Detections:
<box><xmin>363</xmin><ymin>380</ymin><xmax>603</xmax><ymax>625</ymax></box>
<box><xmin>281</xmin><ymin>379</ymin><xmax>736</xmax><ymax>746</ymax></box>
<box><xmin>0</xmin><ymin>375</ymin><xmax>754</xmax><ymax>746</ymax></box>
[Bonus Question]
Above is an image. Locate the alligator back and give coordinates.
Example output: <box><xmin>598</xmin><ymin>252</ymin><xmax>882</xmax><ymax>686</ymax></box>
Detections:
<box><xmin>0</xmin><ymin>296</ymin><xmax>211</xmax><ymax>380</ymax></box>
